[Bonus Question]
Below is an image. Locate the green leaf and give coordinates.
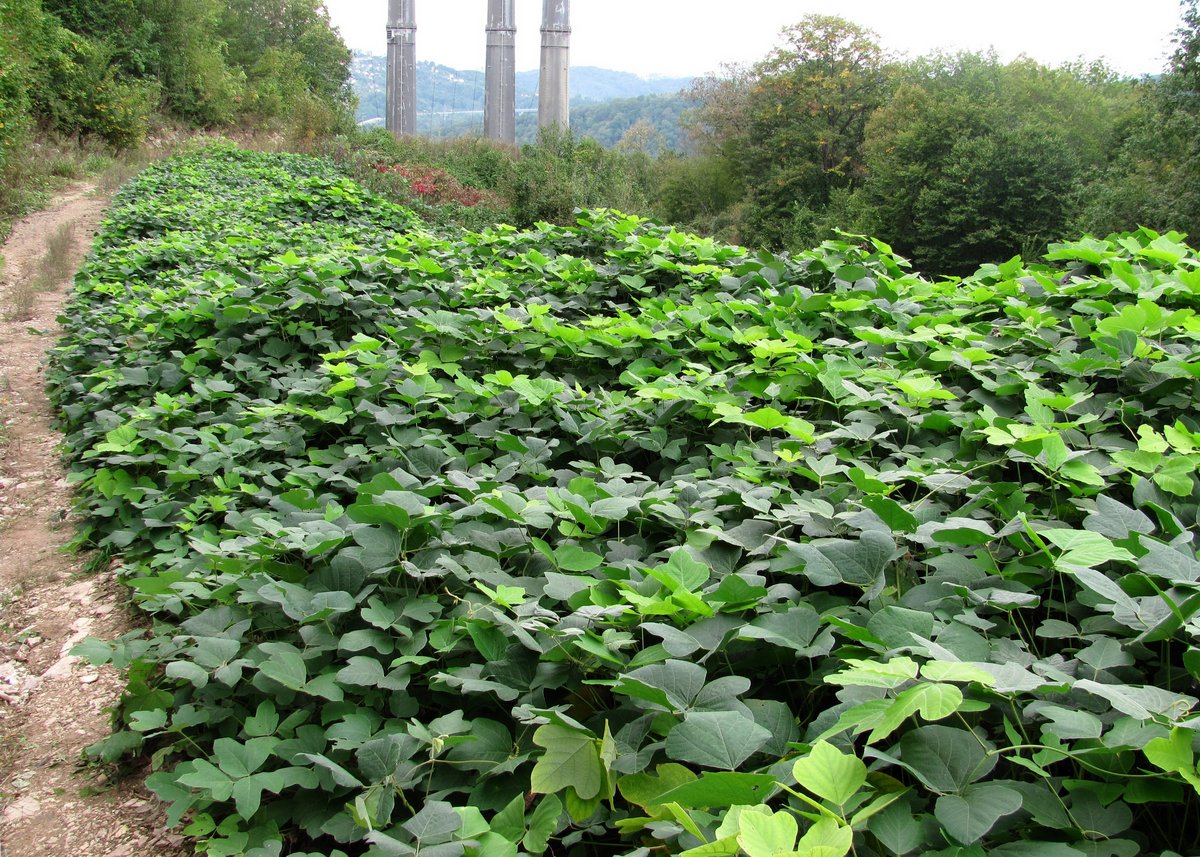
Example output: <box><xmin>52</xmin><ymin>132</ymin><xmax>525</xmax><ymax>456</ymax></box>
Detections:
<box><xmin>1084</xmin><ymin>495</ymin><xmax>1154</xmax><ymax>540</ymax></box>
<box><xmin>244</xmin><ymin>701</ymin><xmax>279</xmax><ymax>737</ymax></box>
<box><xmin>617</xmin><ymin>764</ymin><xmax>698</xmax><ymax>810</ymax></box>
<box><xmin>1143</xmin><ymin>727</ymin><xmax>1200</xmax><ymax>791</ymax></box>
<box><xmin>920</xmin><ymin>662</ymin><xmax>997</xmax><ymax>686</ymax></box>
<box><xmin>792</xmin><ymin>531</ymin><xmax>896</xmax><ymax>589</ymax></box>
<box><xmin>258</xmin><ymin>652</ymin><xmax>307</xmax><ymax>691</ymax></box>
<box><xmin>868</xmin><ymin>800</ymin><xmax>925</xmax><ymax>855</ymax></box>
<box><xmin>1042</xmin><ymin>529</ymin><xmax>1136</xmax><ymax>569</ymax></box>
<box><xmin>554</xmin><ymin>544</ymin><xmax>604</xmax><ymax>571</ymax></box>
<box><xmin>679</xmin><ymin>836</ymin><xmax>740</xmax><ymax>857</ymax></box>
<box><xmin>740</xmin><ymin>605</ymin><xmax>822</xmax><ymax>653</ymax></box>
<box><xmin>794</xmin><ymin>817</ymin><xmax>853</xmax><ymax>856</ymax></box>
<box><xmin>934</xmin><ymin>784</ymin><xmax>1022</xmax><ymax>844</ymax></box>
<box><xmin>792</xmin><ymin>741</ymin><xmax>867</xmax><ymax>806</ymax></box>
<box><xmin>898</xmin><ymin>726</ymin><xmax>996</xmax><ymax>794</ymax></box>
<box><xmin>665</xmin><ymin>712</ymin><xmax>771</xmax><ymax>770</ymax></box>
<box><xmin>867</xmin><ymin>682</ymin><xmax>963</xmax><ymax>743</ymax></box>
<box><xmin>530</xmin><ymin>725</ymin><xmax>603</xmax><ymax>799</ymax></box>
<box><xmin>653</xmin><ymin>772</ymin><xmax>777</xmax><ymax>808</ymax></box>
<box><xmin>827</xmin><ymin>657</ymin><xmax>919</xmax><ymax>689</ymax></box>
<box><xmin>1074</xmin><ymin>679</ymin><xmax>1197</xmax><ymax>720</ymax></box>
<box><xmin>523</xmin><ymin>794</ymin><xmax>562</xmax><ymax>855</ymax></box>
<box><xmin>737</xmin><ymin>809</ymin><xmax>797</xmax><ymax>857</ymax></box>
<box><xmin>861</xmin><ymin>496</ymin><xmax>918</xmax><ymax>533</ymax></box>
<box><xmin>402</xmin><ymin>800</ymin><xmax>461</xmax><ymax>843</ymax></box>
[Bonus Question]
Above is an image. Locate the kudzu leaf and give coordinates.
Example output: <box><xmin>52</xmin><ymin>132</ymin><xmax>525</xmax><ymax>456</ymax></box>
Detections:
<box><xmin>530</xmin><ymin>725</ymin><xmax>603</xmax><ymax>799</ymax></box>
<box><xmin>1043</xmin><ymin>529</ymin><xmax>1136</xmax><ymax>569</ymax></box>
<box><xmin>652</xmin><ymin>772</ymin><xmax>776</xmax><ymax>808</ymax></box>
<box><xmin>792</xmin><ymin>741</ymin><xmax>867</xmax><ymax>806</ymax></box>
<box><xmin>1074</xmin><ymin>679</ymin><xmax>1197</xmax><ymax>721</ymax></box>
<box><xmin>258</xmin><ymin>652</ymin><xmax>307</xmax><ymax>690</ymax></box>
<box><xmin>554</xmin><ymin>544</ymin><xmax>604</xmax><ymax>571</ymax></box>
<box><xmin>737</xmin><ymin>809</ymin><xmax>797</xmax><ymax>857</ymax></box>
<box><xmin>935</xmin><ymin>783</ymin><xmax>1022</xmax><ymax>845</ymax></box>
<box><xmin>827</xmin><ymin>657</ymin><xmax>919</xmax><ymax>689</ymax></box>
<box><xmin>213</xmin><ymin>737</ymin><xmax>277</xmax><ymax>779</ymax></box>
<box><xmin>795</xmin><ymin>816</ymin><xmax>853</xmax><ymax>856</ymax></box>
<box><xmin>745</xmin><ymin>699</ymin><xmax>800</xmax><ymax>756</ymax></box>
<box><xmin>130</xmin><ymin>708</ymin><xmax>168</xmax><ymax>732</ymax></box>
<box><xmin>868</xmin><ymin>801</ymin><xmax>925</xmax><ymax>855</ymax></box>
<box><xmin>523</xmin><ymin>794</ymin><xmax>562</xmax><ymax>855</ymax></box>
<box><xmin>244</xmin><ymin>701</ymin><xmax>279</xmax><ymax>738</ymax></box>
<box><xmin>739</xmin><ymin>604</ymin><xmax>821</xmax><ymax>653</ymax></box>
<box><xmin>1076</xmin><ymin>637</ymin><xmax>1133</xmax><ymax>672</ymax></box>
<box><xmin>921</xmin><ymin>662</ymin><xmax>997</xmax><ymax>685</ymax></box>
<box><xmin>868</xmin><ymin>606</ymin><xmax>936</xmax><ymax>651</ymax></box>
<box><xmin>402</xmin><ymin>800</ymin><xmax>461</xmax><ymax>843</ymax></box>
<box><xmin>868</xmin><ymin>683</ymin><xmax>963</xmax><ymax>743</ymax></box>
<box><xmin>298</xmin><ymin>753</ymin><xmax>364</xmax><ymax>788</ymax></box>
<box><xmin>166</xmin><ymin>660</ymin><xmax>210</xmax><ymax>688</ymax></box>
<box><xmin>1140</xmin><ymin>540</ymin><xmax>1200</xmax><ymax>583</ymax></box>
<box><xmin>356</xmin><ymin>735</ymin><xmax>406</xmax><ymax>781</ymax></box>
<box><xmin>1030</xmin><ymin>704</ymin><xmax>1103</xmax><ymax>740</ymax></box>
<box><xmin>337</xmin><ymin>656</ymin><xmax>386</xmax><ymax>687</ymax></box>
<box><xmin>664</xmin><ymin>711</ymin><xmax>770</xmax><ymax>770</ymax></box>
<box><xmin>898</xmin><ymin>725</ymin><xmax>997</xmax><ymax>794</ymax></box>
<box><xmin>618</xmin><ymin>763</ymin><xmax>697</xmax><ymax>810</ymax></box>
<box><xmin>621</xmin><ymin>660</ymin><xmax>707</xmax><ymax>711</ymax></box>
<box><xmin>1085</xmin><ymin>495</ymin><xmax>1154</xmax><ymax>540</ymax></box>
<box><xmin>232</xmin><ymin>775</ymin><xmax>266</xmax><ymax>820</ymax></box>
<box><xmin>861</xmin><ymin>496</ymin><xmax>918</xmax><ymax>533</ymax></box>
<box><xmin>177</xmin><ymin>759</ymin><xmax>234</xmax><ymax>797</ymax></box>
<box><xmin>791</xmin><ymin>531</ymin><xmax>896</xmax><ymax>589</ymax></box>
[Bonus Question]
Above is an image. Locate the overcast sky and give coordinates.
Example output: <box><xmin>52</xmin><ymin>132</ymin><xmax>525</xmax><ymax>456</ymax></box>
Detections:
<box><xmin>325</xmin><ymin>1</ymin><xmax>1185</xmax><ymax>78</ymax></box>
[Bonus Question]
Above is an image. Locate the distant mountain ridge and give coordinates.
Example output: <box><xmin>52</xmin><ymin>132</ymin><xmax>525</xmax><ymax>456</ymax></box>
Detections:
<box><xmin>351</xmin><ymin>52</ymin><xmax>694</xmax><ymax>125</ymax></box>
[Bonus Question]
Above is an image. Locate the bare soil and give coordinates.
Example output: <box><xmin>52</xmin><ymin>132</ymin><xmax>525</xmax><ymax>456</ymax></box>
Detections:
<box><xmin>0</xmin><ymin>187</ymin><xmax>187</xmax><ymax>857</ymax></box>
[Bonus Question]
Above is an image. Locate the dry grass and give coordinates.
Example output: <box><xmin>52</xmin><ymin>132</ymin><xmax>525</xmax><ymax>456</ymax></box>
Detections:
<box><xmin>94</xmin><ymin>149</ymin><xmax>157</xmax><ymax>195</ymax></box>
<box><xmin>3</xmin><ymin>220</ymin><xmax>79</xmax><ymax>322</ymax></box>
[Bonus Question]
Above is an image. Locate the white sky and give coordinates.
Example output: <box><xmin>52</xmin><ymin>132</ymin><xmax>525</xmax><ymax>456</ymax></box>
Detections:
<box><xmin>324</xmin><ymin>1</ymin><xmax>1185</xmax><ymax>78</ymax></box>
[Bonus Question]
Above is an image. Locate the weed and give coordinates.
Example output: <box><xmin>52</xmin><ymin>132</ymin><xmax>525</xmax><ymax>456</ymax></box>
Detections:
<box><xmin>40</xmin><ymin>220</ymin><xmax>80</xmax><ymax>282</ymax></box>
<box><xmin>3</xmin><ymin>220</ymin><xmax>79</xmax><ymax>321</ymax></box>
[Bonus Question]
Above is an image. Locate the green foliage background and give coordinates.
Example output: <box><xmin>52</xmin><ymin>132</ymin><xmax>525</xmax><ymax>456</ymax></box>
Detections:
<box><xmin>0</xmin><ymin>0</ymin><xmax>353</xmax><ymax>231</ymax></box>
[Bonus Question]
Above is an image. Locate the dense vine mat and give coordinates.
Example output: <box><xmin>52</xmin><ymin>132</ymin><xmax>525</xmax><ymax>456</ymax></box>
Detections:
<box><xmin>51</xmin><ymin>144</ymin><xmax>1200</xmax><ymax>856</ymax></box>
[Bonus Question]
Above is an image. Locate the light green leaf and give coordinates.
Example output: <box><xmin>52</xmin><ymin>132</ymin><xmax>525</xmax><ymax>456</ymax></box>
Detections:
<box><xmin>1042</xmin><ymin>529</ymin><xmax>1136</xmax><ymax>568</ymax></box>
<box><xmin>555</xmin><ymin>544</ymin><xmax>604</xmax><ymax>571</ymax></box>
<box><xmin>792</xmin><ymin>741</ymin><xmax>867</xmax><ymax>806</ymax></box>
<box><xmin>737</xmin><ymin>809</ymin><xmax>797</xmax><ymax>857</ymax></box>
<box><xmin>794</xmin><ymin>817</ymin><xmax>853</xmax><ymax>857</ymax></box>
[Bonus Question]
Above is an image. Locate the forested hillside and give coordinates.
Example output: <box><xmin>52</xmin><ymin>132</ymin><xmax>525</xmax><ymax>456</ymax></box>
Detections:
<box><xmin>407</xmin><ymin>93</ymin><xmax>690</xmax><ymax>151</ymax></box>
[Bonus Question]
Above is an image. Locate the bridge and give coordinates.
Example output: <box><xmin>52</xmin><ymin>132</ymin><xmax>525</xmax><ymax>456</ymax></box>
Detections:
<box><xmin>386</xmin><ymin>1</ymin><xmax>570</xmax><ymax>145</ymax></box>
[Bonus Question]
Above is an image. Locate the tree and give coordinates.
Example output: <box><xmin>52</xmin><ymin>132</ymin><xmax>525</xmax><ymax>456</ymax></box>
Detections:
<box><xmin>1074</xmin><ymin>1</ymin><xmax>1200</xmax><ymax>239</ymax></box>
<box><xmin>221</xmin><ymin>0</ymin><xmax>352</xmax><ymax>118</ymax></box>
<box><xmin>1170</xmin><ymin>0</ymin><xmax>1200</xmax><ymax>105</ymax></box>
<box><xmin>863</xmin><ymin>53</ymin><xmax>1134</xmax><ymax>274</ymax></box>
<box><xmin>138</xmin><ymin>0</ymin><xmax>243</xmax><ymax>124</ymax></box>
<box><xmin>686</xmin><ymin>15</ymin><xmax>892</xmax><ymax>247</ymax></box>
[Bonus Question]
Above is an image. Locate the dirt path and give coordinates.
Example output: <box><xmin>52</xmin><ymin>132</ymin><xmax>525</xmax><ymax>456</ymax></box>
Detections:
<box><xmin>0</xmin><ymin>187</ymin><xmax>187</xmax><ymax>857</ymax></box>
